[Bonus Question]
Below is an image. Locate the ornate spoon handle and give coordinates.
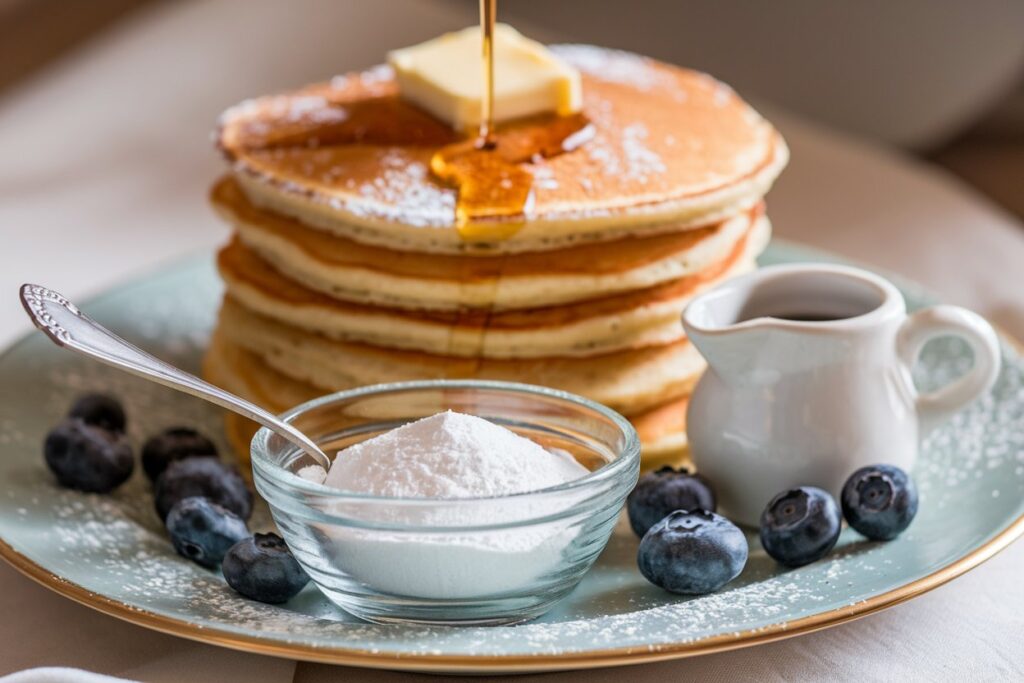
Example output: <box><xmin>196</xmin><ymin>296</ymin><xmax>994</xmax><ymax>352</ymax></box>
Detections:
<box><xmin>19</xmin><ymin>284</ymin><xmax>330</xmax><ymax>469</ymax></box>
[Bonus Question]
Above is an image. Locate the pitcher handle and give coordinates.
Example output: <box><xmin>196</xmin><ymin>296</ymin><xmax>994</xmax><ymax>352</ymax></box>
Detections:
<box><xmin>896</xmin><ymin>305</ymin><xmax>1001</xmax><ymax>436</ymax></box>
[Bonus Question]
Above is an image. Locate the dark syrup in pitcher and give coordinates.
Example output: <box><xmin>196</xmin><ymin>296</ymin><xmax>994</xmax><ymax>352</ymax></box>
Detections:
<box><xmin>768</xmin><ymin>312</ymin><xmax>845</xmax><ymax>322</ymax></box>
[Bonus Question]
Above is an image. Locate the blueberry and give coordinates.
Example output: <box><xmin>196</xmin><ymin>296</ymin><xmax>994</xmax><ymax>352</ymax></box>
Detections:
<box><xmin>841</xmin><ymin>465</ymin><xmax>918</xmax><ymax>541</ymax></box>
<box><xmin>154</xmin><ymin>458</ymin><xmax>252</xmax><ymax>521</ymax></box>
<box><xmin>68</xmin><ymin>393</ymin><xmax>126</xmax><ymax>432</ymax></box>
<box><xmin>637</xmin><ymin>510</ymin><xmax>747</xmax><ymax>594</ymax></box>
<box><xmin>222</xmin><ymin>533</ymin><xmax>309</xmax><ymax>603</ymax></box>
<box><xmin>43</xmin><ymin>418</ymin><xmax>133</xmax><ymax>493</ymax></box>
<box><xmin>142</xmin><ymin>427</ymin><xmax>218</xmax><ymax>482</ymax></box>
<box><xmin>759</xmin><ymin>487</ymin><xmax>841</xmax><ymax>567</ymax></box>
<box><xmin>166</xmin><ymin>497</ymin><xmax>249</xmax><ymax>568</ymax></box>
<box><xmin>627</xmin><ymin>466</ymin><xmax>716</xmax><ymax>537</ymax></box>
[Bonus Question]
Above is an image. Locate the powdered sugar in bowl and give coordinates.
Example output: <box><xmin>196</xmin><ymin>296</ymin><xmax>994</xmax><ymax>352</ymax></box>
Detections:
<box><xmin>250</xmin><ymin>380</ymin><xmax>640</xmax><ymax>626</ymax></box>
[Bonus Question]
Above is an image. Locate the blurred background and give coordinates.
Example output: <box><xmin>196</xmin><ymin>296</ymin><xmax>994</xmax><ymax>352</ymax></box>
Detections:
<box><xmin>2</xmin><ymin>0</ymin><xmax>1022</xmax><ymax>218</ymax></box>
<box><xmin>2</xmin><ymin>0</ymin><xmax>1024</xmax><ymax>345</ymax></box>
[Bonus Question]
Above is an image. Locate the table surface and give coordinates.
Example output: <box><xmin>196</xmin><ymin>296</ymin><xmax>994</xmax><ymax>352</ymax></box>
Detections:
<box><xmin>1</xmin><ymin>1</ymin><xmax>1023</xmax><ymax>681</ymax></box>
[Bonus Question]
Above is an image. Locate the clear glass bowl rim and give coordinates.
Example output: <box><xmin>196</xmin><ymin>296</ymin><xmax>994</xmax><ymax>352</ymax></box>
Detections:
<box><xmin>250</xmin><ymin>379</ymin><xmax>641</xmax><ymax>505</ymax></box>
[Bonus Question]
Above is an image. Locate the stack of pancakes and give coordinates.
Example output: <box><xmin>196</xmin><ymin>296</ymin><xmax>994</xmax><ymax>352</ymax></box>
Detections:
<box><xmin>204</xmin><ymin>45</ymin><xmax>787</xmax><ymax>469</ymax></box>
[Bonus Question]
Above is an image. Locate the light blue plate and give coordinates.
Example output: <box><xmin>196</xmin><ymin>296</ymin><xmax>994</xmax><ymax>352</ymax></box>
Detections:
<box><xmin>0</xmin><ymin>242</ymin><xmax>1022</xmax><ymax>673</ymax></box>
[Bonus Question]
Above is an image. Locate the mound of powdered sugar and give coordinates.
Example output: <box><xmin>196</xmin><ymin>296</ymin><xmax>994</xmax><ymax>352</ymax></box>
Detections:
<box><xmin>323</xmin><ymin>410</ymin><xmax>588</xmax><ymax>497</ymax></box>
<box><xmin>300</xmin><ymin>411</ymin><xmax>593</xmax><ymax>599</ymax></box>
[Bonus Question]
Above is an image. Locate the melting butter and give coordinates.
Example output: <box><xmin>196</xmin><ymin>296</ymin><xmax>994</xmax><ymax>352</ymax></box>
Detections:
<box><xmin>388</xmin><ymin>24</ymin><xmax>582</xmax><ymax>133</ymax></box>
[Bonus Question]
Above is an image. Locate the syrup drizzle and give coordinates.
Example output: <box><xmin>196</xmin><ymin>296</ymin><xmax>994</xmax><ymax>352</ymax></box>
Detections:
<box><xmin>430</xmin><ymin>112</ymin><xmax>593</xmax><ymax>238</ymax></box>
<box><xmin>429</xmin><ymin>0</ymin><xmax>593</xmax><ymax>239</ymax></box>
<box><xmin>478</xmin><ymin>0</ymin><xmax>497</xmax><ymax>148</ymax></box>
<box><xmin>253</xmin><ymin>96</ymin><xmax>458</xmax><ymax>150</ymax></box>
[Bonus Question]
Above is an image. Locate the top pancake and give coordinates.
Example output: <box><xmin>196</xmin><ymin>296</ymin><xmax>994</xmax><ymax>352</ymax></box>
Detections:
<box><xmin>218</xmin><ymin>45</ymin><xmax>787</xmax><ymax>254</ymax></box>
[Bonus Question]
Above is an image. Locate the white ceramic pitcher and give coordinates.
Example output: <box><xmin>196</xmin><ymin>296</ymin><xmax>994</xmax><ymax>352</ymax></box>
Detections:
<box><xmin>682</xmin><ymin>263</ymin><xmax>1001</xmax><ymax>527</ymax></box>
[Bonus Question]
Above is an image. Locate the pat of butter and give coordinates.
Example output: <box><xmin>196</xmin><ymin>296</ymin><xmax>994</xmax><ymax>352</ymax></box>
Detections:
<box><xmin>388</xmin><ymin>24</ymin><xmax>582</xmax><ymax>132</ymax></box>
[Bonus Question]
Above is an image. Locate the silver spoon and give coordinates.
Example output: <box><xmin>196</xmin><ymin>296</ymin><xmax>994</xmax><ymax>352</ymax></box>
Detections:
<box><xmin>19</xmin><ymin>283</ymin><xmax>331</xmax><ymax>469</ymax></box>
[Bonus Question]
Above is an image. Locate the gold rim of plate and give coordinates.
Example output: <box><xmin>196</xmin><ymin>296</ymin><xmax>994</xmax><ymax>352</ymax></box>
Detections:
<box><xmin>1</xmin><ymin>333</ymin><xmax>1022</xmax><ymax>673</ymax></box>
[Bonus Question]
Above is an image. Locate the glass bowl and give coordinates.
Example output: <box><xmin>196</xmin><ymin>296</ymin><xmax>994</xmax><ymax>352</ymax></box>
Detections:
<box><xmin>251</xmin><ymin>380</ymin><xmax>640</xmax><ymax>626</ymax></box>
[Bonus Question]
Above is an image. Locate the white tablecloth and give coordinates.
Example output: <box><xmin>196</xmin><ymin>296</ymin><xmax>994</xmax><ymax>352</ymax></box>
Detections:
<box><xmin>1</xmin><ymin>1</ymin><xmax>1022</xmax><ymax>680</ymax></box>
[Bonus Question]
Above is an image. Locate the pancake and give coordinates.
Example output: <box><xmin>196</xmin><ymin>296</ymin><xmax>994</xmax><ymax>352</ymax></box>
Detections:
<box><xmin>213</xmin><ymin>175</ymin><xmax>765</xmax><ymax>311</ymax></box>
<box><xmin>214</xmin><ymin>297</ymin><xmax>705</xmax><ymax>416</ymax></box>
<box><xmin>216</xmin><ymin>215</ymin><xmax>765</xmax><ymax>359</ymax></box>
<box><xmin>204</xmin><ymin>332</ymin><xmax>691</xmax><ymax>470</ymax></box>
<box><xmin>631</xmin><ymin>396</ymin><xmax>692</xmax><ymax>470</ymax></box>
<box><xmin>218</xmin><ymin>45</ymin><xmax>787</xmax><ymax>254</ymax></box>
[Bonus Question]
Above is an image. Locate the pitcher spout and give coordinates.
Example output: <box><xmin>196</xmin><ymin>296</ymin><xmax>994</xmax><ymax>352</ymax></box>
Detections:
<box><xmin>682</xmin><ymin>286</ymin><xmax>767</xmax><ymax>378</ymax></box>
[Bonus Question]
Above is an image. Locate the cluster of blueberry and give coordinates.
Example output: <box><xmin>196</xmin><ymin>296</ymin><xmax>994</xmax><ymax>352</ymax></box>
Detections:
<box><xmin>43</xmin><ymin>393</ymin><xmax>309</xmax><ymax>604</ymax></box>
<box><xmin>628</xmin><ymin>464</ymin><xmax>918</xmax><ymax>595</ymax></box>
